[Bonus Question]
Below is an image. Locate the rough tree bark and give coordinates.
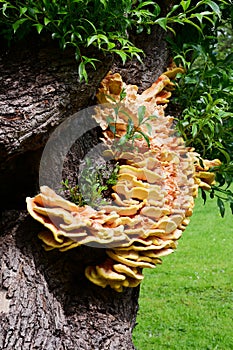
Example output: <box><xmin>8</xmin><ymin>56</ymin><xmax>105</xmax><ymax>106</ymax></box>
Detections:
<box><xmin>0</xmin><ymin>21</ymin><xmax>171</xmax><ymax>350</ymax></box>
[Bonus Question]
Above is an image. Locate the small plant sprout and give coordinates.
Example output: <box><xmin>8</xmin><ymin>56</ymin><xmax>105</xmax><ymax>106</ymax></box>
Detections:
<box><xmin>61</xmin><ymin>179</ymin><xmax>85</xmax><ymax>206</ymax></box>
<box><xmin>109</xmin><ymin>103</ymin><xmax>158</xmax><ymax>150</ymax></box>
<box><xmin>61</xmin><ymin>158</ymin><xmax>120</xmax><ymax>208</ymax></box>
<box><xmin>105</xmin><ymin>88</ymin><xmax>158</xmax><ymax>150</ymax></box>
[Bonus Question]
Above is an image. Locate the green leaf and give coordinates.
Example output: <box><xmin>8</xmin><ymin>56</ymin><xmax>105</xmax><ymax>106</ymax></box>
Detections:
<box><xmin>87</xmin><ymin>34</ymin><xmax>98</xmax><ymax>47</ymax></box>
<box><xmin>230</xmin><ymin>202</ymin><xmax>233</xmax><ymax>215</ymax></box>
<box><xmin>126</xmin><ymin>117</ymin><xmax>134</xmax><ymax>135</ymax></box>
<box><xmin>34</xmin><ymin>23</ymin><xmax>44</xmax><ymax>34</ymax></box>
<box><xmin>138</xmin><ymin>105</ymin><xmax>146</xmax><ymax>124</ymax></box>
<box><xmin>217</xmin><ymin>197</ymin><xmax>225</xmax><ymax>217</ymax></box>
<box><xmin>130</xmin><ymin>51</ymin><xmax>143</xmax><ymax>63</ymax></box>
<box><xmin>52</xmin><ymin>32</ymin><xmax>61</xmax><ymax>40</ymax></box>
<box><xmin>155</xmin><ymin>17</ymin><xmax>167</xmax><ymax>31</ymax></box>
<box><xmin>81</xmin><ymin>18</ymin><xmax>97</xmax><ymax>33</ymax></box>
<box><xmin>192</xmin><ymin>123</ymin><xmax>198</xmax><ymax>138</ymax></box>
<box><xmin>132</xmin><ymin>134</ymin><xmax>143</xmax><ymax>139</ymax></box>
<box><xmin>19</xmin><ymin>6</ymin><xmax>27</xmax><ymax>17</ymax></box>
<box><xmin>120</xmin><ymin>88</ymin><xmax>126</xmax><ymax>101</ymax></box>
<box><xmin>106</xmin><ymin>116</ymin><xmax>114</xmax><ymax>125</ymax></box>
<box><xmin>108</xmin><ymin>124</ymin><xmax>116</xmax><ymax>135</ymax></box>
<box><xmin>97</xmin><ymin>34</ymin><xmax>110</xmax><ymax>43</ymax></box>
<box><xmin>192</xmin><ymin>13</ymin><xmax>204</xmax><ymax>24</ymax></box>
<box><xmin>180</xmin><ymin>0</ymin><xmax>191</xmax><ymax>12</ymax></box>
<box><xmin>136</xmin><ymin>130</ymin><xmax>150</xmax><ymax>147</ymax></box>
<box><xmin>145</xmin><ymin>122</ymin><xmax>152</xmax><ymax>135</ymax></box>
<box><xmin>167</xmin><ymin>4</ymin><xmax>180</xmax><ymax>16</ymax></box>
<box><xmin>113</xmin><ymin>50</ymin><xmax>128</xmax><ymax>64</ymax></box>
<box><xmin>153</xmin><ymin>4</ymin><xmax>161</xmax><ymax>17</ymax></box>
<box><xmin>136</xmin><ymin>1</ymin><xmax>156</xmax><ymax>9</ymax></box>
<box><xmin>205</xmin><ymin>0</ymin><xmax>221</xmax><ymax>18</ymax></box>
<box><xmin>100</xmin><ymin>0</ymin><xmax>107</xmax><ymax>8</ymax></box>
<box><xmin>201</xmin><ymin>188</ymin><xmax>207</xmax><ymax>204</ymax></box>
<box><xmin>78</xmin><ymin>62</ymin><xmax>88</xmax><ymax>83</ymax></box>
<box><xmin>182</xmin><ymin>18</ymin><xmax>203</xmax><ymax>33</ymax></box>
<box><xmin>12</xmin><ymin>18</ymin><xmax>28</xmax><ymax>33</ymax></box>
<box><xmin>215</xmin><ymin>146</ymin><xmax>231</xmax><ymax>163</ymax></box>
<box><xmin>87</xmin><ymin>33</ymin><xmax>110</xmax><ymax>48</ymax></box>
<box><xmin>44</xmin><ymin>17</ymin><xmax>51</xmax><ymax>26</ymax></box>
<box><xmin>2</xmin><ymin>3</ymin><xmax>9</xmax><ymax>17</ymax></box>
<box><xmin>83</xmin><ymin>56</ymin><xmax>99</xmax><ymax>69</ymax></box>
<box><xmin>107</xmin><ymin>42</ymin><xmax>115</xmax><ymax>50</ymax></box>
<box><xmin>210</xmin><ymin>190</ymin><xmax>215</xmax><ymax>199</ymax></box>
<box><xmin>118</xmin><ymin>134</ymin><xmax>129</xmax><ymax>146</ymax></box>
<box><xmin>223</xmin><ymin>53</ymin><xmax>233</xmax><ymax>65</ymax></box>
<box><xmin>105</xmin><ymin>94</ymin><xmax>117</xmax><ymax>103</ymax></box>
<box><xmin>28</xmin><ymin>6</ymin><xmax>41</xmax><ymax>15</ymax></box>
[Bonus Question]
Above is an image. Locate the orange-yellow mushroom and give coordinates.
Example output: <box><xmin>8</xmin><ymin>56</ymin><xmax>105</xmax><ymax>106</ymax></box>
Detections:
<box><xmin>26</xmin><ymin>70</ymin><xmax>220</xmax><ymax>292</ymax></box>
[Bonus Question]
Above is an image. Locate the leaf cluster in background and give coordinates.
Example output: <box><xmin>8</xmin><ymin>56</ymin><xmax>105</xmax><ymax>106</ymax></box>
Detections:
<box><xmin>0</xmin><ymin>0</ymin><xmax>160</xmax><ymax>81</ymax></box>
<box><xmin>0</xmin><ymin>0</ymin><xmax>229</xmax><ymax>81</ymax></box>
<box><xmin>155</xmin><ymin>0</ymin><xmax>224</xmax><ymax>34</ymax></box>
<box><xmin>168</xmin><ymin>1</ymin><xmax>233</xmax><ymax>215</ymax></box>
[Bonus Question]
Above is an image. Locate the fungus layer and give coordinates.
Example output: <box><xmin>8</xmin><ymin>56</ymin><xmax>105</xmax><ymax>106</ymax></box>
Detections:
<box><xmin>26</xmin><ymin>71</ymin><xmax>219</xmax><ymax>291</ymax></box>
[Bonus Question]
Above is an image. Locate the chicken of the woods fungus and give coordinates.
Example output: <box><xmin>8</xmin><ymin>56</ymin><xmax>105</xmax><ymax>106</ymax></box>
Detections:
<box><xmin>26</xmin><ymin>71</ymin><xmax>220</xmax><ymax>292</ymax></box>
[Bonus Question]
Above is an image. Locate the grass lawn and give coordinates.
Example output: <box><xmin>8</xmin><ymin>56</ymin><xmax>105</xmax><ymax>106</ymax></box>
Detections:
<box><xmin>133</xmin><ymin>194</ymin><xmax>233</xmax><ymax>350</ymax></box>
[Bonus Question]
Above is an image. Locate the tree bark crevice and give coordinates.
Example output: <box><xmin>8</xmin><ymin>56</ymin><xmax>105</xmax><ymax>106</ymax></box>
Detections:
<box><xmin>0</xmin><ymin>41</ymin><xmax>112</xmax><ymax>165</ymax></box>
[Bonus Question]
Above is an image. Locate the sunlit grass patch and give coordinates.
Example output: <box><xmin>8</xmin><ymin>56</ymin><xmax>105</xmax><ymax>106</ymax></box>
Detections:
<box><xmin>133</xmin><ymin>195</ymin><xmax>233</xmax><ymax>349</ymax></box>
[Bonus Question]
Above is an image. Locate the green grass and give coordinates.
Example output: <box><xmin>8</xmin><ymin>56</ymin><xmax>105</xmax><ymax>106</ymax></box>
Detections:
<box><xmin>133</xmin><ymin>195</ymin><xmax>233</xmax><ymax>350</ymax></box>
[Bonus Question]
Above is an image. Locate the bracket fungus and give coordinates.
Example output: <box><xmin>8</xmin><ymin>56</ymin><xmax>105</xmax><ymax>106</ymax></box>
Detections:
<box><xmin>26</xmin><ymin>71</ymin><xmax>220</xmax><ymax>291</ymax></box>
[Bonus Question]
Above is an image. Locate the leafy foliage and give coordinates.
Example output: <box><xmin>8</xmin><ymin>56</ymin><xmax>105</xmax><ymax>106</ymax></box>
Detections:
<box><xmin>168</xmin><ymin>1</ymin><xmax>233</xmax><ymax>215</ymax></box>
<box><xmin>0</xmin><ymin>0</ymin><xmax>228</xmax><ymax>81</ymax></box>
<box><xmin>155</xmin><ymin>0</ymin><xmax>224</xmax><ymax>34</ymax></box>
<box><xmin>0</xmin><ymin>0</ymin><xmax>159</xmax><ymax>81</ymax></box>
<box><xmin>210</xmin><ymin>163</ymin><xmax>233</xmax><ymax>216</ymax></box>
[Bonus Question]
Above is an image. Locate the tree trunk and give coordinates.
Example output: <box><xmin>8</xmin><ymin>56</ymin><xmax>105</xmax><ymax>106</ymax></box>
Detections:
<box><xmin>0</xmin><ymin>23</ymin><xmax>170</xmax><ymax>349</ymax></box>
<box><xmin>0</xmin><ymin>210</ymin><xmax>139</xmax><ymax>349</ymax></box>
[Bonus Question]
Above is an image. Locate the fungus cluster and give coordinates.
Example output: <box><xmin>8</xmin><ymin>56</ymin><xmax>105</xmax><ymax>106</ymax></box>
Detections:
<box><xmin>193</xmin><ymin>156</ymin><xmax>221</xmax><ymax>192</ymax></box>
<box><xmin>26</xmin><ymin>71</ymin><xmax>219</xmax><ymax>292</ymax></box>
